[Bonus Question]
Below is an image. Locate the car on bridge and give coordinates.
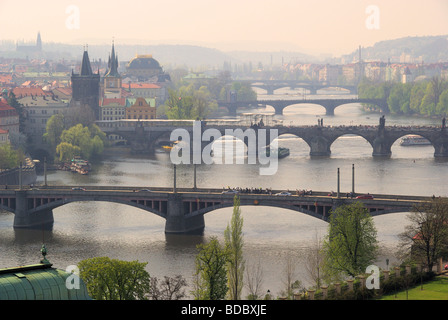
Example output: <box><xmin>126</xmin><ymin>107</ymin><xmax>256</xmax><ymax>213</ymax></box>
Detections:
<box><xmin>356</xmin><ymin>194</ymin><xmax>374</xmax><ymax>199</ymax></box>
<box><xmin>71</xmin><ymin>187</ymin><xmax>85</xmax><ymax>191</ymax></box>
<box><xmin>275</xmin><ymin>191</ymin><xmax>292</xmax><ymax>196</ymax></box>
<box><xmin>138</xmin><ymin>189</ymin><xmax>152</xmax><ymax>192</ymax></box>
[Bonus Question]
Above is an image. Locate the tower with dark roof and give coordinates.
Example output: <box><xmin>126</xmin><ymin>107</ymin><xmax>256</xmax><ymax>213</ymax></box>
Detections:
<box><xmin>71</xmin><ymin>48</ymin><xmax>101</xmax><ymax>119</ymax></box>
<box><xmin>103</xmin><ymin>41</ymin><xmax>122</xmax><ymax>98</ymax></box>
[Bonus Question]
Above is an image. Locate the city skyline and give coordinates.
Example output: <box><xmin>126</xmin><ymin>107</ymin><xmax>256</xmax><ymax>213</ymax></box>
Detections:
<box><xmin>1</xmin><ymin>0</ymin><xmax>447</xmax><ymax>57</ymax></box>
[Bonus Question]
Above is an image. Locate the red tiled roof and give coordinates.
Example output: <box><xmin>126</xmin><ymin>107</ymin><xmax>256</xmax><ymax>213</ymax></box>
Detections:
<box><xmin>122</xmin><ymin>83</ymin><xmax>161</xmax><ymax>89</ymax></box>
<box><xmin>13</xmin><ymin>87</ymin><xmax>50</xmax><ymax>98</ymax></box>
<box><xmin>101</xmin><ymin>97</ymin><xmax>126</xmax><ymax>106</ymax></box>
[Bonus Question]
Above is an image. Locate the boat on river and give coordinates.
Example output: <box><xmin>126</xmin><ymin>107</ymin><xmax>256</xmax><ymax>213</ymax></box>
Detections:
<box><xmin>70</xmin><ymin>157</ymin><xmax>91</xmax><ymax>175</ymax></box>
<box><xmin>264</xmin><ymin>147</ymin><xmax>290</xmax><ymax>159</ymax></box>
<box><xmin>400</xmin><ymin>135</ymin><xmax>431</xmax><ymax>146</ymax></box>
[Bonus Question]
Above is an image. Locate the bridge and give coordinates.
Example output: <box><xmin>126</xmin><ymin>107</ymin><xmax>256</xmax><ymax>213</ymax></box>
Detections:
<box><xmin>218</xmin><ymin>98</ymin><xmax>387</xmax><ymax>116</ymax></box>
<box><xmin>0</xmin><ymin>185</ymin><xmax>432</xmax><ymax>234</ymax></box>
<box><xmin>96</xmin><ymin>119</ymin><xmax>448</xmax><ymax>158</ymax></box>
<box><xmin>241</xmin><ymin>80</ymin><xmax>357</xmax><ymax>95</ymax></box>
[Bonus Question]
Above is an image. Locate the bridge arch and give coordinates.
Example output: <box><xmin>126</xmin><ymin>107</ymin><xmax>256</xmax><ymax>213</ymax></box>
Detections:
<box><xmin>186</xmin><ymin>201</ymin><xmax>329</xmax><ymax>222</ymax></box>
<box><xmin>270</xmin><ymin>133</ymin><xmax>311</xmax><ymax>154</ymax></box>
<box><xmin>329</xmin><ymin>133</ymin><xmax>374</xmax><ymax>156</ymax></box>
<box><xmin>390</xmin><ymin>133</ymin><xmax>435</xmax><ymax>148</ymax></box>
<box><xmin>27</xmin><ymin>197</ymin><xmax>168</xmax><ymax>219</ymax></box>
<box><xmin>280</xmin><ymin>103</ymin><xmax>327</xmax><ymax>115</ymax></box>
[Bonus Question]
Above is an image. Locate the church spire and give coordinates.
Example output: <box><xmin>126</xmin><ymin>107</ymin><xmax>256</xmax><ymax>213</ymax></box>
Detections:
<box><xmin>80</xmin><ymin>46</ymin><xmax>93</xmax><ymax>76</ymax></box>
<box><xmin>105</xmin><ymin>40</ymin><xmax>119</xmax><ymax>77</ymax></box>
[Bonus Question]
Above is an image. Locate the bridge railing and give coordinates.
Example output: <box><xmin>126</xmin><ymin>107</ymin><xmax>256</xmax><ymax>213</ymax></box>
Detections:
<box><xmin>1</xmin><ymin>184</ymin><xmax>436</xmax><ymax>202</ymax></box>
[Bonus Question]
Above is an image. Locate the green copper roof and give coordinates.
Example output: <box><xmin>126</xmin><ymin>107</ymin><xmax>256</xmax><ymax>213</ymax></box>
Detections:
<box><xmin>0</xmin><ymin>263</ymin><xmax>91</xmax><ymax>300</ymax></box>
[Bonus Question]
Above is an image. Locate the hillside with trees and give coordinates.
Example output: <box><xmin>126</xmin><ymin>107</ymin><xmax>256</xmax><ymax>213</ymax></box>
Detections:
<box><xmin>358</xmin><ymin>77</ymin><xmax>448</xmax><ymax>116</ymax></box>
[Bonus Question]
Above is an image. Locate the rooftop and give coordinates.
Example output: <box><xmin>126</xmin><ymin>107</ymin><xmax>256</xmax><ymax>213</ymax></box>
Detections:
<box><xmin>0</xmin><ymin>245</ymin><xmax>91</xmax><ymax>300</ymax></box>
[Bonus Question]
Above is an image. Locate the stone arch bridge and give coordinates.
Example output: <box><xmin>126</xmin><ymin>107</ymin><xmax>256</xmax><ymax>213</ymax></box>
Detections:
<box><xmin>0</xmin><ymin>186</ymin><xmax>430</xmax><ymax>234</ymax></box>
<box><xmin>96</xmin><ymin>120</ymin><xmax>448</xmax><ymax>158</ymax></box>
<box><xmin>218</xmin><ymin>98</ymin><xmax>387</xmax><ymax>116</ymax></box>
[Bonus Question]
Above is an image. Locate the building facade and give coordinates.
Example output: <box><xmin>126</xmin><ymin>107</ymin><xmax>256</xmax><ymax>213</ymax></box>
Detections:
<box><xmin>125</xmin><ymin>97</ymin><xmax>156</xmax><ymax>120</ymax></box>
<box><xmin>19</xmin><ymin>95</ymin><xmax>69</xmax><ymax>145</ymax></box>
<box><xmin>0</xmin><ymin>97</ymin><xmax>19</xmax><ymax>136</ymax></box>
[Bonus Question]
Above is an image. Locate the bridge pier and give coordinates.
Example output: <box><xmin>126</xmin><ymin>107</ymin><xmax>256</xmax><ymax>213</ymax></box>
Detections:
<box><xmin>164</xmin><ymin>194</ymin><xmax>204</xmax><ymax>235</ymax></box>
<box><xmin>308</xmin><ymin>135</ymin><xmax>331</xmax><ymax>157</ymax></box>
<box><xmin>433</xmin><ymin>133</ymin><xmax>448</xmax><ymax>157</ymax></box>
<box><xmin>371</xmin><ymin>130</ymin><xmax>392</xmax><ymax>157</ymax></box>
<box><xmin>13</xmin><ymin>191</ymin><xmax>54</xmax><ymax>229</ymax></box>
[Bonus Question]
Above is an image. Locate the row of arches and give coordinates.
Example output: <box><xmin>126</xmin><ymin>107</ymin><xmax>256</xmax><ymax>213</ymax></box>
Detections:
<box><xmin>204</xmin><ymin>133</ymin><xmax>435</xmax><ymax>156</ymax></box>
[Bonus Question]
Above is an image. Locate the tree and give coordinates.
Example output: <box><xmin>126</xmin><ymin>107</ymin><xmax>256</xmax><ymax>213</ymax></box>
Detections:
<box><xmin>224</xmin><ymin>195</ymin><xmax>245</xmax><ymax>300</ymax></box>
<box><xmin>244</xmin><ymin>259</ymin><xmax>264</xmax><ymax>300</ymax></box>
<box><xmin>304</xmin><ymin>230</ymin><xmax>326</xmax><ymax>289</ymax></box>
<box><xmin>322</xmin><ymin>202</ymin><xmax>379</xmax><ymax>281</ymax></box>
<box><xmin>43</xmin><ymin>113</ymin><xmax>65</xmax><ymax>151</ymax></box>
<box><xmin>57</xmin><ymin>123</ymin><xmax>105</xmax><ymax>161</ymax></box>
<box><xmin>78</xmin><ymin>257</ymin><xmax>151</xmax><ymax>300</ymax></box>
<box><xmin>387</xmin><ymin>83</ymin><xmax>411</xmax><ymax>114</ymax></box>
<box><xmin>7</xmin><ymin>91</ymin><xmax>25</xmax><ymax>132</ymax></box>
<box><xmin>192</xmin><ymin>237</ymin><xmax>229</xmax><ymax>300</ymax></box>
<box><xmin>0</xmin><ymin>144</ymin><xmax>24</xmax><ymax>169</ymax></box>
<box><xmin>64</xmin><ymin>103</ymin><xmax>96</xmax><ymax>128</ymax></box>
<box><xmin>56</xmin><ymin>142</ymin><xmax>81</xmax><ymax>162</ymax></box>
<box><xmin>280</xmin><ymin>254</ymin><xmax>304</xmax><ymax>299</ymax></box>
<box><xmin>436</xmin><ymin>89</ymin><xmax>448</xmax><ymax>116</ymax></box>
<box><xmin>148</xmin><ymin>275</ymin><xmax>187</xmax><ymax>300</ymax></box>
<box><xmin>409</xmin><ymin>81</ymin><xmax>427</xmax><ymax>113</ymax></box>
<box><xmin>398</xmin><ymin>198</ymin><xmax>448</xmax><ymax>271</ymax></box>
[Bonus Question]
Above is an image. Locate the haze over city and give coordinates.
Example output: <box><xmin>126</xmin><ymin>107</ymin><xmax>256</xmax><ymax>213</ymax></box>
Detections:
<box><xmin>1</xmin><ymin>0</ymin><xmax>447</xmax><ymax>56</ymax></box>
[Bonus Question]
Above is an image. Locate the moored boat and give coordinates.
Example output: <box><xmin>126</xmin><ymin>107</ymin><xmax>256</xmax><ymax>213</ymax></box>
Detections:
<box><xmin>265</xmin><ymin>147</ymin><xmax>290</xmax><ymax>159</ymax></box>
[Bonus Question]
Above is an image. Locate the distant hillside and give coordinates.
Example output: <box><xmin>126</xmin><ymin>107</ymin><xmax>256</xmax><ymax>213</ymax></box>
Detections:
<box><xmin>0</xmin><ymin>41</ymin><xmax>315</xmax><ymax>68</ymax></box>
<box><xmin>342</xmin><ymin>35</ymin><xmax>448</xmax><ymax>63</ymax></box>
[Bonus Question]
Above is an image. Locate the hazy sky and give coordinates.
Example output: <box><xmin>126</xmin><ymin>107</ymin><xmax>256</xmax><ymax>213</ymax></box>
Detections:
<box><xmin>1</xmin><ymin>0</ymin><xmax>447</xmax><ymax>56</ymax></box>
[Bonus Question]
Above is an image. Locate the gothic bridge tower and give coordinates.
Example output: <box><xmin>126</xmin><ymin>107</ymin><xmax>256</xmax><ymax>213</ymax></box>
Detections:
<box><xmin>70</xmin><ymin>48</ymin><xmax>101</xmax><ymax>120</ymax></box>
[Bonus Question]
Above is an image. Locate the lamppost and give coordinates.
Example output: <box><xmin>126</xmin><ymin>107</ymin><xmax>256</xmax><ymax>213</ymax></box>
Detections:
<box><xmin>337</xmin><ymin>168</ymin><xmax>340</xmax><ymax>198</ymax></box>
<box><xmin>194</xmin><ymin>164</ymin><xmax>197</xmax><ymax>190</ymax></box>
<box><xmin>352</xmin><ymin>163</ymin><xmax>355</xmax><ymax>195</ymax></box>
<box><xmin>173</xmin><ymin>164</ymin><xmax>177</xmax><ymax>193</ymax></box>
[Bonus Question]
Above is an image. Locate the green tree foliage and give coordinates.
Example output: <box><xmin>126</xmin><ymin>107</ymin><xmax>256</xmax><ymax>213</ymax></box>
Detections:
<box><xmin>387</xmin><ymin>83</ymin><xmax>412</xmax><ymax>114</ymax></box>
<box><xmin>165</xmin><ymin>86</ymin><xmax>217</xmax><ymax>120</ymax></box>
<box><xmin>78</xmin><ymin>257</ymin><xmax>151</xmax><ymax>300</ymax></box>
<box><xmin>56</xmin><ymin>124</ymin><xmax>105</xmax><ymax>161</ymax></box>
<box><xmin>192</xmin><ymin>237</ymin><xmax>229</xmax><ymax>300</ymax></box>
<box><xmin>436</xmin><ymin>89</ymin><xmax>448</xmax><ymax>116</ymax></box>
<box><xmin>161</xmin><ymin>71</ymin><xmax>254</xmax><ymax>118</ymax></box>
<box><xmin>322</xmin><ymin>202</ymin><xmax>379</xmax><ymax>281</ymax></box>
<box><xmin>224</xmin><ymin>196</ymin><xmax>245</xmax><ymax>300</ymax></box>
<box><xmin>229</xmin><ymin>82</ymin><xmax>257</xmax><ymax>101</ymax></box>
<box><xmin>0</xmin><ymin>144</ymin><xmax>24</xmax><ymax>169</ymax></box>
<box><xmin>55</xmin><ymin>142</ymin><xmax>81</xmax><ymax>162</ymax></box>
<box><xmin>360</xmin><ymin>77</ymin><xmax>448</xmax><ymax>116</ymax></box>
<box><xmin>43</xmin><ymin>113</ymin><xmax>65</xmax><ymax>151</ymax></box>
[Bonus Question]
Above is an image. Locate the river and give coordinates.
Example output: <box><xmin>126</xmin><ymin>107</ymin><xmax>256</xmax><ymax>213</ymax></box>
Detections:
<box><xmin>0</xmin><ymin>88</ymin><xmax>446</xmax><ymax>298</ymax></box>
